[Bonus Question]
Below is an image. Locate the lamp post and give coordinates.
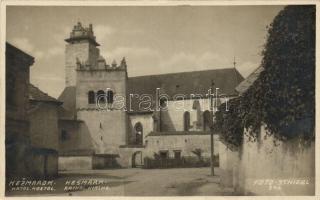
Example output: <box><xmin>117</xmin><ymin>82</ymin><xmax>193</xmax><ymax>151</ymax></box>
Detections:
<box><xmin>210</xmin><ymin>80</ymin><xmax>215</xmax><ymax>176</ymax></box>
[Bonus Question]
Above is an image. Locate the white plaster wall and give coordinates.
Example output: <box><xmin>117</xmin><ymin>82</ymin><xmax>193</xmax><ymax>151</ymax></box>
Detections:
<box><xmin>163</xmin><ymin>97</ymin><xmax>229</xmax><ymax>131</ymax></box>
<box><xmin>235</xmin><ymin>125</ymin><xmax>315</xmax><ymax>195</ymax></box>
<box><xmin>219</xmin><ymin>141</ymin><xmax>240</xmax><ymax>188</ymax></box>
<box><xmin>77</xmin><ymin>110</ymin><xmax>127</xmax><ymax>154</ymax></box>
<box><xmin>65</xmin><ymin>42</ymin><xmax>100</xmax><ymax>87</ymax></box>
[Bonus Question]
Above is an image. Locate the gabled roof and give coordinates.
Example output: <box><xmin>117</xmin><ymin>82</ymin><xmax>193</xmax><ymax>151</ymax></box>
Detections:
<box><xmin>235</xmin><ymin>66</ymin><xmax>264</xmax><ymax>95</ymax></box>
<box><xmin>58</xmin><ymin>86</ymin><xmax>76</xmax><ymax>120</ymax></box>
<box><xmin>127</xmin><ymin>68</ymin><xmax>244</xmax><ymax>112</ymax></box>
<box><xmin>29</xmin><ymin>84</ymin><xmax>62</xmax><ymax>104</ymax></box>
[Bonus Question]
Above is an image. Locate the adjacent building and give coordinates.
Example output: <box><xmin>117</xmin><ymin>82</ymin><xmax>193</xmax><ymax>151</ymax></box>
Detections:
<box><xmin>6</xmin><ymin>43</ymin><xmax>34</xmax><ymax>177</ymax></box>
<box><xmin>6</xmin><ymin>43</ymin><xmax>61</xmax><ymax>178</ymax></box>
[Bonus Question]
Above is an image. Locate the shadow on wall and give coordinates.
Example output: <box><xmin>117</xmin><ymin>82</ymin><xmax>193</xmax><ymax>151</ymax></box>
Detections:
<box><xmin>160</xmin><ymin>110</ymin><xmax>176</xmax><ymax>132</ymax></box>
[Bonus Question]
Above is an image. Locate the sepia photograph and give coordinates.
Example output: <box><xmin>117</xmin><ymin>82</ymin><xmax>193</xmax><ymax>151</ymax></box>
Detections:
<box><xmin>2</xmin><ymin>1</ymin><xmax>316</xmax><ymax>197</ymax></box>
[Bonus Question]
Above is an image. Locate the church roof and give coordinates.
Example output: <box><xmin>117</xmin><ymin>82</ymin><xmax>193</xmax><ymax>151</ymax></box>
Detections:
<box><xmin>127</xmin><ymin>68</ymin><xmax>244</xmax><ymax>112</ymax></box>
<box><xmin>57</xmin><ymin>68</ymin><xmax>244</xmax><ymax>115</ymax></box>
<box><xmin>29</xmin><ymin>84</ymin><xmax>62</xmax><ymax>104</ymax></box>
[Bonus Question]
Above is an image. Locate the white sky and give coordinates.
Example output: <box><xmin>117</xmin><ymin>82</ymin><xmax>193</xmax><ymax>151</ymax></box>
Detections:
<box><xmin>6</xmin><ymin>6</ymin><xmax>284</xmax><ymax>98</ymax></box>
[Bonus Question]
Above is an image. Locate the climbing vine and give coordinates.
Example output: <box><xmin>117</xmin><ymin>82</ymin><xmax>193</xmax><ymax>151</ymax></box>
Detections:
<box><xmin>214</xmin><ymin>98</ymin><xmax>244</xmax><ymax>148</ymax></box>
<box><xmin>214</xmin><ymin>5</ymin><xmax>315</xmax><ymax>147</ymax></box>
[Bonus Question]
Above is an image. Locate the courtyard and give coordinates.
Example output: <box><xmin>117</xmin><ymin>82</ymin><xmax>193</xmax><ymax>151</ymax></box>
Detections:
<box><xmin>7</xmin><ymin>167</ymin><xmax>235</xmax><ymax>196</ymax></box>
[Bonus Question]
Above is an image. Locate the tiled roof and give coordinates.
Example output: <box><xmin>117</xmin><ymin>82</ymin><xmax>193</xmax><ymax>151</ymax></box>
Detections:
<box><xmin>147</xmin><ymin>131</ymin><xmax>211</xmax><ymax>136</ymax></box>
<box><xmin>235</xmin><ymin>66</ymin><xmax>264</xmax><ymax>95</ymax></box>
<box><xmin>29</xmin><ymin>84</ymin><xmax>62</xmax><ymax>104</ymax></box>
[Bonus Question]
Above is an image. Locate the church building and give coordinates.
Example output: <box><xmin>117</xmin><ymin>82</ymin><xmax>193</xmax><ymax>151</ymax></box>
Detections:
<box><xmin>58</xmin><ymin>22</ymin><xmax>244</xmax><ymax>169</ymax></box>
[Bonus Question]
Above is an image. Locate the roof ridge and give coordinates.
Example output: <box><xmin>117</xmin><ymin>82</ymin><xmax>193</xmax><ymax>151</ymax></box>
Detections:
<box><xmin>128</xmin><ymin>67</ymin><xmax>236</xmax><ymax>79</ymax></box>
<box><xmin>29</xmin><ymin>83</ymin><xmax>61</xmax><ymax>104</ymax></box>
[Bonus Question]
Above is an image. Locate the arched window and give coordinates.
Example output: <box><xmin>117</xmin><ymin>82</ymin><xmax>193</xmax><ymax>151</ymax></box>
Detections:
<box><xmin>203</xmin><ymin>110</ymin><xmax>211</xmax><ymax>131</ymax></box>
<box><xmin>183</xmin><ymin>111</ymin><xmax>190</xmax><ymax>131</ymax></box>
<box><xmin>107</xmin><ymin>90</ymin><xmax>114</xmax><ymax>104</ymax></box>
<box><xmin>193</xmin><ymin>100</ymin><xmax>202</xmax><ymax>129</ymax></box>
<box><xmin>97</xmin><ymin>90</ymin><xmax>106</xmax><ymax>104</ymax></box>
<box><xmin>88</xmin><ymin>91</ymin><xmax>95</xmax><ymax>104</ymax></box>
<box><xmin>134</xmin><ymin>122</ymin><xmax>143</xmax><ymax>145</ymax></box>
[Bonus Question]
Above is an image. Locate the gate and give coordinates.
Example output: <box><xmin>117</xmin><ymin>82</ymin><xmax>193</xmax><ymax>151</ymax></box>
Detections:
<box><xmin>132</xmin><ymin>151</ymin><xmax>143</xmax><ymax>168</ymax></box>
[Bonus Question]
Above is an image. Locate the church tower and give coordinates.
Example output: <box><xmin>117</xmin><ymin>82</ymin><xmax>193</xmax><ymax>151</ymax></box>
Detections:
<box><xmin>65</xmin><ymin>22</ymin><xmax>100</xmax><ymax>87</ymax></box>
<box><xmin>65</xmin><ymin>22</ymin><xmax>128</xmax><ymax>156</ymax></box>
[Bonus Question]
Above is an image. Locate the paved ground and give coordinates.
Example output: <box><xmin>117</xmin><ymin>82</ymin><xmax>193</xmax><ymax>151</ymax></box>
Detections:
<box><xmin>7</xmin><ymin>167</ymin><xmax>235</xmax><ymax>196</ymax></box>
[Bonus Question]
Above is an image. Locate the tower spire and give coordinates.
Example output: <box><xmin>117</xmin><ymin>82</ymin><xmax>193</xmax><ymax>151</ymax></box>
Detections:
<box><xmin>233</xmin><ymin>56</ymin><xmax>236</xmax><ymax>68</ymax></box>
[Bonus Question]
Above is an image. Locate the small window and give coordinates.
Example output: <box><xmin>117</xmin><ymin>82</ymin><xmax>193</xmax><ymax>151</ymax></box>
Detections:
<box><xmin>134</xmin><ymin>122</ymin><xmax>143</xmax><ymax>145</ymax></box>
<box><xmin>183</xmin><ymin>111</ymin><xmax>190</xmax><ymax>131</ymax></box>
<box><xmin>61</xmin><ymin>130</ymin><xmax>69</xmax><ymax>141</ymax></box>
<box><xmin>88</xmin><ymin>91</ymin><xmax>95</xmax><ymax>104</ymax></box>
<box><xmin>97</xmin><ymin>90</ymin><xmax>106</xmax><ymax>104</ymax></box>
<box><xmin>174</xmin><ymin>150</ymin><xmax>181</xmax><ymax>159</ymax></box>
<box><xmin>107</xmin><ymin>90</ymin><xmax>114</xmax><ymax>104</ymax></box>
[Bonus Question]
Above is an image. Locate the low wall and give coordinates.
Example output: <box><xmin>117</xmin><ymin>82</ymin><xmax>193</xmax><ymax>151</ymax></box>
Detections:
<box><xmin>235</xmin><ymin>125</ymin><xmax>315</xmax><ymax>195</ymax></box>
<box><xmin>58</xmin><ymin>156</ymin><xmax>92</xmax><ymax>170</ymax></box>
<box><xmin>144</xmin><ymin>133</ymin><xmax>219</xmax><ymax>158</ymax></box>
<box><xmin>27</xmin><ymin>150</ymin><xmax>58</xmax><ymax>178</ymax></box>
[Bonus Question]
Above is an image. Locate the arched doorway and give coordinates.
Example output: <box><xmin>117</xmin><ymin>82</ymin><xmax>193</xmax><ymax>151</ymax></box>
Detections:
<box><xmin>132</xmin><ymin>151</ymin><xmax>143</xmax><ymax>168</ymax></box>
<box><xmin>134</xmin><ymin>122</ymin><xmax>143</xmax><ymax>145</ymax></box>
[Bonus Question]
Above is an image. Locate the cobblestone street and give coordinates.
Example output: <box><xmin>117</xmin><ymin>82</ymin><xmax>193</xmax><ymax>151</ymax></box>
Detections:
<box><xmin>7</xmin><ymin>167</ymin><xmax>235</xmax><ymax>196</ymax></box>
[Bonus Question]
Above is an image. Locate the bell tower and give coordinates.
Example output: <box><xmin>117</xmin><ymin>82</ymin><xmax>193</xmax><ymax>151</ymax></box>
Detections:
<box><xmin>65</xmin><ymin>22</ymin><xmax>100</xmax><ymax>87</ymax></box>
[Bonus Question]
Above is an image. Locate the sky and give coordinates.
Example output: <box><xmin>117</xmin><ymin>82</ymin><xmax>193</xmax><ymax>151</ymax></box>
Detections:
<box><xmin>6</xmin><ymin>5</ymin><xmax>284</xmax><ymax>98</ymax></box>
